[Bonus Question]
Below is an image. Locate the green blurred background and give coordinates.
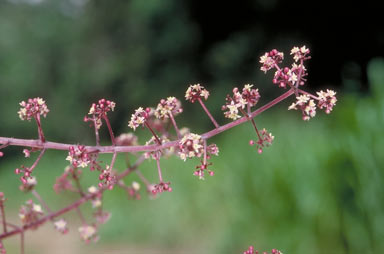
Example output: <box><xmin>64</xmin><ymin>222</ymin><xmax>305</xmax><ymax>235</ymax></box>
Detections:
<box><xmin>0</xmin><ymin>0</ymin><xmax>383</xmax><ymax>253</ymax></box>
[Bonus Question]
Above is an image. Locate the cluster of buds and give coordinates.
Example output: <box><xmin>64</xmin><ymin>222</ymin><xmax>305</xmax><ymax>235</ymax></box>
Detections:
<box><xmin>17</xmin><ymin>97</ymin><xmax>49</xmax><ymax>121</ymax></box>
<box><xmin>66</xmin><ymin>145</ymin><xmax>90</xmax><ymax>168</ymax></box>
<box><xmin>249</xmin><ymin>128</ymin><xmax>274</xmax><ymax>154</ymax></box>
<box><xmin>152</xmin><ymin>181</ymin><xmax>172</xmax><ymax>195</ymax></box>
<box><xmin>178</xmin><ymin>133</ymin><xmax>204</xmax><ymax>161</ymax></box>
<box><xmin>185</xmin><ymin>84</ymin><xmax>210</xmax><ymax>103</ymax></box>
<box><xmin>288</xmin><ymin>94</ymin><xmax>317</xmax><ymax>121</ymax></box>
<box><xmin>15</xmin><ymin>166</ymin><xmax>36</xmax><ymax>191</ymax></box>
<box><xmin>128</xmin><ymin>107</ymin><xmax>151</xmax><ymax>130</ymax></box>
<box><xmin>19</xmin><ymin>200</ymin><xmax>43</xmax><ymax>227</ymax></box>
<box><xmin>98</xmin><ymin>166</ymin><xmax>116</xmax><ymax>190</ymax></box>
<box><xmin>243</xmin><ymin>246</ymin><xmax>283</xmax><ymax>254</ymax></box>
<box><xmin>222</xmin><ymin>84</ymin><xmax>260</xmax><ymax>120</ymax></box>
<box><xmin>193</xmin><ymin>143</ymin><xmax>219</xmax><ymax>179</ymax></box>
<box><xmin>78</xmin><ymin>224</ymin><xmax>99</xmax><ymax>243</ymax></box>
<box><xmin>54</xmin><ymin>219</ymin><xmax>69</xmax><ymax>234</ymax></box>
<box><xmin>154</xmin><ymin>97</ymin><xmax>183</xmax><ymax>119</ymax></box>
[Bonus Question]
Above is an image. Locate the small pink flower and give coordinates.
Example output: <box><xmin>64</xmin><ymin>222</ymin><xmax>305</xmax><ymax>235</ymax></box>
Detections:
<box><xmin>185</xmin><ymin>84</ymin><xmax>210</xmax><ymax>103</ymax></box>
<box><xmin>23</xmin><ymin>149</ymin><xmax>31</xmax><ymax>158</ymax></box>
<box><xmin>54</xmin><ymin>219</ymin><xmax>69</xmax><ymax>234</ymax></box>
<box><xmin>18</xmin><ymin>97</ymin><xmax>49</xmax><ymax>121</ymax></box>
<box><xmin>78</xmin><ymin>225</ymin><xmax>98</xmax><ymax>243</ymax></box>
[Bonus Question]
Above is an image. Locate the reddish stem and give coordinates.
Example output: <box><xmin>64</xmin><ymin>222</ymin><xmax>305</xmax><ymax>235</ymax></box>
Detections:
<box><xmin>0</xmin><ymin>156</ymin><xmax>145</xmax><ymax>240</ymax></box>
<box><xmin>28</xmin><ymin>148</ymin><xmax>46</xmax><ymax>174</ymax></box>
<box><xmin>34</xmin><ymin>114</ymin><xmax>45</xmax><ymax>143</ymax></box>
<box><xmin>197</xmin><ymin>98</ymin><xmax>220</xmax><ymax>128</ymax></box>
<box><xmin>144</xmin><ymin>122</ymin><xmax>162</xmax><ymax>145</ymax></box>
<box><xmin>92</xmin><ymin>115</ymin><xmax>100</xmax><ymax>146</ymax></box>
<box><xmin>103</xmin><ymin>115</ymin><xmax>115</xmax><ymax>146</ymax></box>
<box><xmin>168</xmin><ymin>112</ymin><xmax>181</xmax><ymax>139</ymax></box>
<box><xmin>0</xmin><ymin>89</ymin><xmax>295</xmax><ymax>154</ymax></box>
<box><xmin>0</xmin><ymin>203</ymin><xmax>6</xmax><ymax>234</ymax></box>
<box><xmin>298</xmin><ymin>89</ymin><xmax>319</xmax><ymax>100</ymax></box>
<box><xmin>155</xmin><ymin>155</ymin><xmax>163</xmax><ymax>183</ymax></box>
<box><xmin>32</xmin><ymin>190</ymin><xmax>52</xmax><ymax>214</ymax></box>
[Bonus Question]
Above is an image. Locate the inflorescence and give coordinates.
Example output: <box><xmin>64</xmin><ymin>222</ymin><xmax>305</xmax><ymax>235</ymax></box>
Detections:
<box><xmin>0</xmin><ymin>46</ymin><xmax>337</xmax><ymax>253</ymax></box>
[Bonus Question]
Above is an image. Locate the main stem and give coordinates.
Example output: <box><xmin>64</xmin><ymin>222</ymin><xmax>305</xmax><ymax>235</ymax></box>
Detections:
<box><xmin>0</xmin><ymin>89</ymin><xmax>295</xmax><ymax>154</ymax></box>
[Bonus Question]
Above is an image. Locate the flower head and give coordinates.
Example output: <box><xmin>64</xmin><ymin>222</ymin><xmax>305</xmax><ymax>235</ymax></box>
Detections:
<box><xmin>317</xmin><ymin>89</ymin><xmax>337</xmax><ymax>114</ymax></box>
<box><xmin>18</xmin><ymin>97</ymin><xmax>49</xmax><ymax>121</ymax></box>
<box><xmin>260</xmin><ymin>49</ymin><xmax>284</xmax><ymax>73</ymax></box>
<box><xmin>288</xmin><ymin>94</ymin><xmax>317</xmax><ymax>121</ymax></box>
<box><xmin>78</xmin><ymin>225</ymin><xmax>98</xmax><ymax>243</ymax></box>
<box><xmin>185</xmin><ymin>84</ymin><xmax>210</xmax><ymax>103</ymax></box>
<box><xmin>154</xmin><ymin>97</ymin><xmax>183</xmax><ymax>119</ymax></box>
<box><xmin>19</xmin><ymin>200</ymin><xmax>44</xmax><ymax>227</ymax></box>
<box><xmin>291</xmin><ymin>45</ymin><xmax>310</xmax><ymax>62</ymax></box>
<box><xmin>54</xmin><ymin>219</ymin><xmax>69</xmax><ymax>234</ymax></box>
<box><xmin>128</xmin><ymin>107</ymin><xmax>151</xmax><ymax>130</ymax></box>
<box><xmin>178</xmin><ymin>133</ymin><xmax>204</xmax><ymax>161</ymax></box>
<box><xmin>66</xmin><ymin>145</ymin><xmax>90</xmax><ymax>168</ymax></box>
<box><xmin>222</xmin><ymin>85</ymin><xmax>260</xmax><ymax>120</ymax></box>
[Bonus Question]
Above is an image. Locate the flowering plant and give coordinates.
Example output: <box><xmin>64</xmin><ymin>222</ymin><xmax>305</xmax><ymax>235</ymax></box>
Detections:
<box><xmin>0</xmin><ymin>46</ymin><xmax>336</xmax><ymax>253</ymax></box>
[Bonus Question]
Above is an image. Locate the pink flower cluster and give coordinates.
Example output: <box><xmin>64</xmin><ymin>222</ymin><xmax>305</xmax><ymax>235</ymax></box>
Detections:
<box><xmin>17</xmin><ymin>97</ymin><xmax>49</xmax><ymax>121</ymax></box>
<box><xmin>66</xmin><ymin>145</ymin><xmax>90</xmax><ymax>168</ymax></box>
<box><xmin>259</xmin><ymin>49</ymin><xmax>284</xmax><ymax>73</ymax></box>
<box><xmin>178</xmin><ymin>133</ymin><xmax>204</xmax><ymax>161</ymax></box>
<box><xmin>128</xmin><ymin>107</ymin><xmax>151</xmax><ymax>130</ymax></box>
<box><xmin>98</xmin><ymin>167</ymin><xmax>116</xmax><ymax>190</ymax></box>
<box><xmin>19</xmin><ymin>200</ymin><xmax>43</xmax><ymax>227</ymax></box>
<box><xmin>249</xmin><ymin>128</ymin><xmax>274</xmax><ymax>154</ymax></box>
<box><xmin>260</xmin><ymin>46</ymin><xmax>310</xmax><ymax>89</ymax></box>
<box><xmin>317</xmin><ymin>89</ymin><xmax>337</xmax><ymax>114</ymax></box>
<box><xmin>243</xmin><ymin>246</ymin><xmax>283</xmax><ymax>254</ymax></box>
<box><xmin>222</xmin><ymin>84</ymin><xmax>260</xmax><ymax>120</ymax></box>
<box><xmin>154</xmin><ymin>97</ymin><xmax>183</xmax><ymax>119</ymax></box>
<box><xmin>185</xmin><ymin>84</ymin><xmax>210</xmax><ymax>103</ymax></box>
<box><xmin>152</xmin><ymin>181</ymin><xmax>172</xmax><ymax>195</ymax></box>
<box><xmin>288</xmin><ymin>91</ymin><xmax>337</xmax><ymax>121</ymax></box>
<box><xmin>86</xmin><ymin>99</ymin><xmax>116</xmax><ymax>129</ymax></box>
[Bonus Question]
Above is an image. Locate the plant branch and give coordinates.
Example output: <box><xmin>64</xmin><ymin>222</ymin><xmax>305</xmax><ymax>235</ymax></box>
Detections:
<box><xmin>0</xmin><ymin>89</ymin><xmax>295</xmax><ymax>154</ymax></box>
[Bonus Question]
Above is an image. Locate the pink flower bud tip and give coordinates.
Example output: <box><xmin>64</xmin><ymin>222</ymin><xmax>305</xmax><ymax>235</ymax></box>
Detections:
<box><xmin>209</xmin><ymin>171</ymin><xmax>214</xmax><ymax>176</ymax></box>
<box><xmin>258</xmin><ymin>148</ymin><xmax>263</xmax><ymax>154</ymax></box>
<box><xmin>0</xmin><ymin>151</ymin><xmax>3</xmax><ymax>157</ymax></box>
<box><xmin>249</xmin><ymin>140</ymin><xmax>255</xmax><ymax>146</ymax></box>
